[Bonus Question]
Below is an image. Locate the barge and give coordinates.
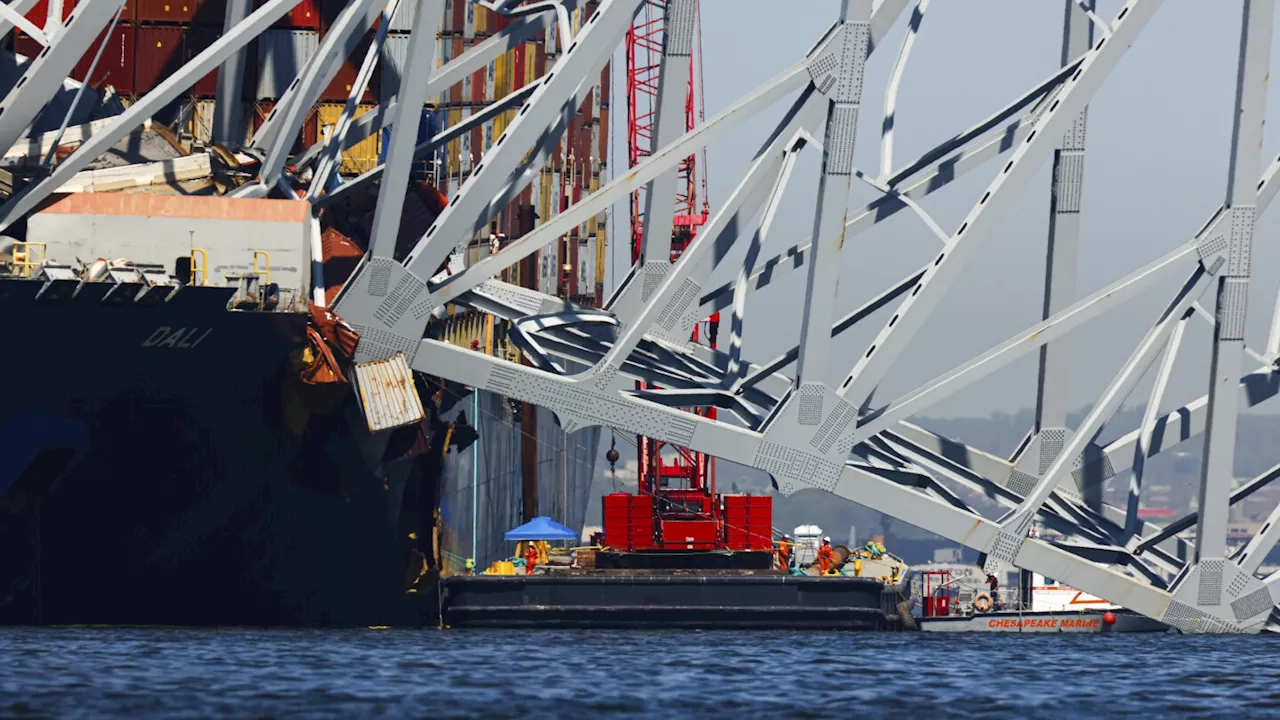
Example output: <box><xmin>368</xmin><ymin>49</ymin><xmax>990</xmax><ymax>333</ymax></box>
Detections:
<box><xmin>439</xmin><ymin>571</ymin><xmax>911</xmax><ymax>630</ymax></box>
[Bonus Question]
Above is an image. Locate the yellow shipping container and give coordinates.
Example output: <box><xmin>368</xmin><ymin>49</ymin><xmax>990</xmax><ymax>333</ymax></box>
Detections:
<box><xmin>497</xmin><ymin>50</ymin><xmax>518</xmax><ymax>138</ymax></box>
<box><xmin>447</xmin><ymin>107</ymin><xmax>463</xmax><ymax>179</ymax></box>
<box><xmin>317</xmin><ymin>102</ymin><xmax>382</xmax><ymax>176</ymax></box>
<box><xmin>524</xmin><ymin>41</ymin><xmax>537</xmax><ymax>88</ymax></box>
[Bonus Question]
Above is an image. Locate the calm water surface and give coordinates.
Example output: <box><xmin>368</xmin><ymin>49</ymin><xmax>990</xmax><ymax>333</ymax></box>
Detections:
<box><xmin>1</xmin><ymin>628</ymin><xmax>1277</xmax><ymax>718</ymax></box>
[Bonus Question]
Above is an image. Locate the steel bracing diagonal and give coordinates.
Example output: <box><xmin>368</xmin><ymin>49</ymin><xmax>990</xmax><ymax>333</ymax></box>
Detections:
<box><xmin>9</xmin><ymin>0</ymin><xmax>1280</xmax><ymax>632</ymax></box>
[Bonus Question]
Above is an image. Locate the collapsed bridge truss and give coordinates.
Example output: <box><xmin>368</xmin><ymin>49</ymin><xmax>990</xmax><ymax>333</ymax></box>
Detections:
<box><xmin>7</xmin><ymin>0</ymin><xmax>1280</xmax><ymax>633</ymax></box>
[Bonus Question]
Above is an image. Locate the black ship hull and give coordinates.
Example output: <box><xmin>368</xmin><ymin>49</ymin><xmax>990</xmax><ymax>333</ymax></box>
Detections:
<box><xmin>0</xmin><ymin>279</ymin><xmax>434</xmax><ymax>626</ymax></box>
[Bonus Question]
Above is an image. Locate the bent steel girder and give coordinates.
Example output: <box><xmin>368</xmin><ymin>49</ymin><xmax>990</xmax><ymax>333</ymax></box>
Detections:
<box><xmin>315</xmin><ymin>81</ymin><xmax>541</xmax><ymax>206</ymax></box>
<box><xmin>0</xmin><ymin>0</ymin><xmax>308</xmax><ymax>233</ymax></box>
<box><xmin>245</xmin><ymin>0</ymin><xmax>391</xmax><ymax>156</ymax></box>
<box><xmin>8</xmin><ymin>0</ymin><xmax>1280</xmax><ymax>632</ymax></box>
<box><xmin>306</xmin><ymin>0</ymin><xmax>402</xmax><ymax>198</ymax></box>
<box><xmin>0</xmin><ymin>0</ymin><xmax>125</xmax><ymax>154</ymax></box>
<box><xmin>364</xmin><ymin>0</ymin><xmax>445</xmax><ymax>258</ymax></box>
<box><xmin>213</xmin><ymin>0</ymin><xmax>253</xmax><ymax>145</ymax></box>
<box><xmin>291</xmin><ymin>3</ymin><xmax>571</xmax><ymax>171</ymax></box>
<box><xmin>324</xmin><ymin>0</ymin><xmax>1280</xmax><ymax>632</ymax></box>
<box><xmin>238</xmin><ymin>0</ymin><xmax>391</xmax><ymax>198</ymax></box>
<box><xmin>697</xmin><ymin>52</ymin><xmax>1080</xmax><ymax>316</ymax></box>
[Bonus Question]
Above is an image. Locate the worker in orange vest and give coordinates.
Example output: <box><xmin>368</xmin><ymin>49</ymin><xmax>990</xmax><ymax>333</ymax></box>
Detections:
<box><xmin>816</xmin><ymin>536</ymin><xmax>834</xmax><ymax>575</ymax></box>
<box><xmin>776</xmin><ymin>534</ymin><xmax>793</xmax><ymax>570</ymax></box>
<box><xmin>524</xmin><ymin>541</ymin><xmax>539</xmax><ymax>575</ymax></box>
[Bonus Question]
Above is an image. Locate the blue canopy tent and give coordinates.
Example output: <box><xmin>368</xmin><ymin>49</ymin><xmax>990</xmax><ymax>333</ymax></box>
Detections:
<box><xmin>504</xmin><ymin>516</ymin><xmax>578</xmax><ymax>541</ymax></box>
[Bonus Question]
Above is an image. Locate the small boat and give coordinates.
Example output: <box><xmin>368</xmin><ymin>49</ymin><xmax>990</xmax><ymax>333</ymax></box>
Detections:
<box><xmin>915</xmin><ymin>569</ymin><xmax>1169</xmax><ymax>633</ymax></box>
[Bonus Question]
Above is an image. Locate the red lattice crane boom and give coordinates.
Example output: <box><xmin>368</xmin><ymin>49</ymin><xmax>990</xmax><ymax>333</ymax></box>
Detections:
<box><xmin>624</xmin><ymin>0</ymin><xmax>719</xmax><ymax>539</ymax></box>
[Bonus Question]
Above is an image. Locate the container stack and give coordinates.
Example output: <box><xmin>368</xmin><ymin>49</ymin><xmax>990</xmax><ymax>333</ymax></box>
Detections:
<box><xmin>12</xmin><ymin>0</ymin><xmax>138</xmax><ymax>95</ymax></box>
<box><xmin>430</xmin><ymin>0</ymin><xmax>609</xmax><ymax>307</ymax></box>
<box><xmin>10</xmin><ymin>0</ymin><xmax>380</xmax><ymax>165</ymax></box>
<box><xmin>376</xmin><ymin>0</ymin><xmax>428</xmax><ymax>179</ymax></box>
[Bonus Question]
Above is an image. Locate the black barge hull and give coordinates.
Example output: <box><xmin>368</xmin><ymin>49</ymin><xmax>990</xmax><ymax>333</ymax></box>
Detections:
<box><xmin>440</xmin><ymin>575</ymin><xmax>907</xmax><ymax>630</ymax></box>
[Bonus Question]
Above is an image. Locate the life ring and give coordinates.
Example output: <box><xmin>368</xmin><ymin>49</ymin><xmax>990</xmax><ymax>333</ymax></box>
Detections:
<box><xmin>974</xmin><ymin>593</ymin><xmax>993</xmax><ymax>613</ymax></box>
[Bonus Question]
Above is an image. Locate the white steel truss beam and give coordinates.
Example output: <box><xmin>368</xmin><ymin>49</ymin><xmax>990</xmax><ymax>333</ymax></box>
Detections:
<box><xmin>213</xmin><ymin>0</ymin><xmax>253</xmax><ymax>145</ymax></box>
<box><xmin>698</xmin><ymin>54</ymin><xmax>1081</xmax><ymax>316</ymax></box>
<box><xmin>365</xmin><ymin>0</ymin><xmax>445</xmax><ymax>258</ymax></box>
<box><xmin>836</xmin><ymin>0</ymin><xmax>1162</xmax><ymax>409</ymax></box>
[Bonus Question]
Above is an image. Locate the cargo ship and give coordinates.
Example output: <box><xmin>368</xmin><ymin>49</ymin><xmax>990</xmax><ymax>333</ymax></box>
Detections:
<box><xmin>0</xmin><ymin>0</ymin><xmax>611</xmax><ymax>626</ymax></box>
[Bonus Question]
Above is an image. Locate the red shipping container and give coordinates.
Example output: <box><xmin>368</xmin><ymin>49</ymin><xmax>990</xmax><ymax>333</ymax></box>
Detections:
<box><xmin>24</xmin><ymin>0</ymin><xmax>136</xmax><ymax>25</ymax></box>
<box><xmin>448</xmin><ymin>0</ymin><xmax>464</xmax><ymax>33</ymax></box>
<box><xmin>321</xmin><ymin>31</ymin><xmax>374</xmax><ymax>102</ymax></box>
<box><xmin>21</xmin><ymin>0</ymin><xmax>77</xmax><ymax>27</ymax></box>
<box><xmin>12</xmin><ymin>32</ymin><xmax>41</xmax><ymax>58</ymax></box>
<box><xmin>260</xmin><ymin>0</ymin><xmax>319</xmax><ymax>29</ymax></box>
<box><xmin>184</xmin><ymin>25</ymin><xmax>218</xmax><ymax>97</ymax></box>
<box><xmin>135</xmin><ymin>0</ymin><xmax>223</xmax><ymax>24</ymax></box>
<box><xmin>133</xmin><ymin>25</ymin><xmax>185</xmax><ymax>94</ymax></box>
<box><xmin>185</xmin><ymin>25</ymin><xmax>257</xmax><ymax>98</ymax></box>
<box><xmin>71</xmin><ymin>24</ymin><xmax>136</xmax><ymax>94</ymax></box>
<box><xmin>252</xmin><ymin>100</ymin><xmax>318</xmax><ymax>155</ymax></box>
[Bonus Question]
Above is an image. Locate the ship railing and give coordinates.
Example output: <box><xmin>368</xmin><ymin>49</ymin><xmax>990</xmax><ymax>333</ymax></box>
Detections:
<box><xmin>918</xmin><ymin>583</ymin><xmax>1031</xmax><ymax>615</ymax></box>
<box><xmin>13</xmin><ymin>241</ymin><xmax>46</xmax><ymax>278</ymax></box>
<box><xmin>252</xmin><ymin>250</ymin><xmax>271</xmax><ymax>286</ymax></box>
<box><xmin>189</xmin><ymin>247</ymin><xmax>209</xmax><ymax>286</ymax></box>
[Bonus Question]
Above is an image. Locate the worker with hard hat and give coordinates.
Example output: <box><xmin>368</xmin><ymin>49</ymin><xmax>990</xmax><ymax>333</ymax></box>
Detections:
<box><xmin>776</xmin><ymin>534</ymin><xmax>793</xmax><ymax>570</ymax></box>
<box><xmin>524</xmin><ymin>541</ymin><xmax>539</xmax><ymax>575</ymax></box>
<box><xmin>816</xmin><ymin>536</ymin><xmax>834</xmax><ymax>575</ymax></box>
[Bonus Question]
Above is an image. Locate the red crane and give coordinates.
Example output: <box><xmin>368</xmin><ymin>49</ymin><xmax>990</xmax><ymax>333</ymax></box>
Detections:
<box><xmin>623</xmin><ymin>0</ymin><xmax>726</xmax><ymax>548</ymax></box>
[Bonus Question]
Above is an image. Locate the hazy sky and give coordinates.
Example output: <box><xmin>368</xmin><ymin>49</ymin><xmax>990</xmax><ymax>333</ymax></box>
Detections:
<box><xmin>605</xmin><ymin>0</ymin><xmax>1280</xmax><ymax>420</ymax></box>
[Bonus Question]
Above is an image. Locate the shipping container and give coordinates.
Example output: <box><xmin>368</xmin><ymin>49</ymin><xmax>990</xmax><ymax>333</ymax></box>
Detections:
<box><xmin>378</xmin><ymin>106</ymin><xmax>439</xmax><ymax>180</ymax></box>
<box><xmin>258</xmin><ymin>0</ymin><xmax>318</xmax><ymax>29</ymax></box>
<box><xmin>379</xmin><ymin>31</ymin><xmax>409</xmax><ymax>106</ymax></box>
<box><xmin>256</xmin><ymin>28</ymin><xmax>317</xmax><ymax>99</ymax></box>
<box><xmin>135</xmin><ymin>0</ymin><xmax>224</xmax><ymax>24</ymax></box>
<box><xmin>22</xmin><ymin>0</ymin><xmax>77</xmax><ymax>27</ymax></box>
<box><xmin>352</xmin><ymin>353</ymin><xmax>426</xmax><ymax>433</ymax></box>
<box><xmin>133</xmin><ymin>25</ymin><xmax>186</xmax><ymax>94</ymax></box>
<box><xmin>71</xmin><ymin>23</ymin><xmax>137</xmax><ymax>94</ymax></box>
<box><xmin>14</xmin><ymin>23</ymin><xmax>138</xmax><ymax>95</ymax></box>
<box><xmin>185</xmin><ymin>25</ymin><xmax>257</xmax><ymax>98</ymax></box>
<box><xmin>317</xmin><ymin>102</ymin><xmax>380</xmax><ymax>175</ymax></box>
<box><xmin>252</xmin><ymin>100</ymin><xmax>318</xmax><ymax>155</ymax></box>
<box><xmin>387</xmin><ymin>0</ymin><xmax>416</xmax><ymax>32</ymax></box>
<box><xmin>24</xmin><ymin>0</ymin><xmax>137</xmax><ymax>25</ymax></box>
<box><xmin>321</xmin><ymin>31</ymin><xmax>374</xmax><ymax>102</ymax></box>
